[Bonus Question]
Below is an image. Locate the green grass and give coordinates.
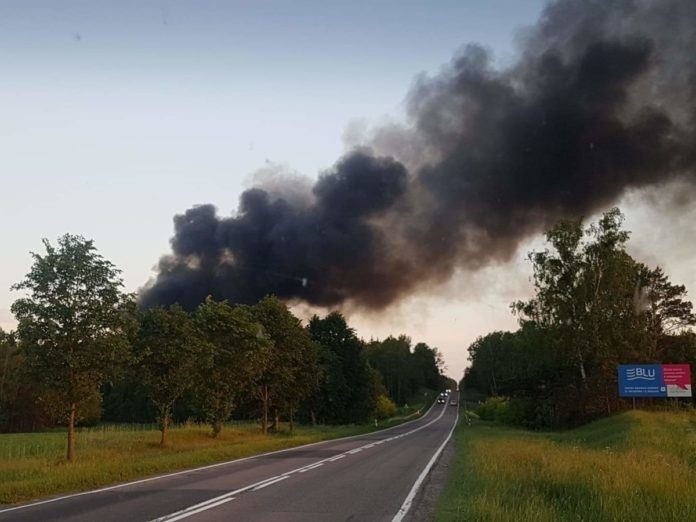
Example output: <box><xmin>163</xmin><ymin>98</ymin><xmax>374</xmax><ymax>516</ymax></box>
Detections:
<box><xmin>0</xmin><ymin>394</ymin><xmax>435</xmax><ymax>505</ymax></box>
<box><xmin>437</xmin><ymin>409</ymin><xmax>696</xmax><ymax>521</ymax></box>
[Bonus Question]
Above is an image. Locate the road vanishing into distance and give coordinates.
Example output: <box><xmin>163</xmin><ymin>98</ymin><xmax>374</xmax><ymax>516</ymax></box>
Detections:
<box><xmin>0</xmin><ymin>395</ymin><xmax>459</xmax><ymax>522</ymax></box>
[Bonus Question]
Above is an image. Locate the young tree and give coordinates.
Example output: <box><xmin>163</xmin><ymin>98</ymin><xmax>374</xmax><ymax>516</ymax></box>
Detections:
<box><xmin>11</xmin><ymin>235</ymin><xmax>133</xmax><ymax>460</ymax></box>
<box><xmin>247</xmin><ymin>296</ymin><xmax>317</xmax><ymax>434</ymax></box>
<box><xmin>194</xmin><ymin>297</ymin><xmax>270</xmax><ymax>437</ymax></box>
<box><xmin>134</xmin><ymin>305</ymin><xmax>203</xmax><ymax>445</ymax></box>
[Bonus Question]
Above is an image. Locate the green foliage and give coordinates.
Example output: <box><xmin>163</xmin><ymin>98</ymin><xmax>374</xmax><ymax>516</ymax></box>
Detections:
<box><xmin>475</xmin><ymin>397</ymin><xmax>508</xmax><ymax>421</ymax></box>
<box><xmin>133</xmin><ymin>305</ymin><xmax>204</xmax><ymax>445</ymax></box>
<box><xmin>308</xmin><ymin>312</ymin><xmax>377</xmax><ymax>424</ymax></box>
<box><xmin>247</xmin><ymin>296</ymin><xmax>318</xmax><ymax>433</ymax></box>
<box><xmin>0</xmin><ymin>330</ymin><xmax>51</xmax><ymax>432</ymax></box>
<box><xmin>10</xmin><ymin>235</ymin><xmax>133</xmax><ymax>458</ymax></box>
<box><xmin>466</xmin><ymin>209</ymin><xmax>696</xmax><ymax>428</ymax></box>
<box><xmin>475</xmin><ymin>396</ymin><xmax>531</xmax><ymax>426</ymax></box>
<box><xmin>374</xmin><ymin>394</ymin><xmax>397</xmax><ymax>420</ymax></box>
<box><xmin>367</xmin><ymin>336</ymin><xmax>446</xmax><ymax>405</ymax></box>
<box><xmin>6</xmin><ymin>236</ymin><xmax>447</xmax><ymax>442</ymax></box>
<box><xmin>194</xmin><ymin>297</ymin><xmax>271</xmax><ymax>437</ymax></box>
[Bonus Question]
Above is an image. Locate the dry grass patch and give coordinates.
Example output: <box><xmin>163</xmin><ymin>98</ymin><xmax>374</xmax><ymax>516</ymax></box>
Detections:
<box><xmin>0</xmin><ymin>418</ymin><xmax>408</xmax><ymax>505</ymax></box>
<box><xmin>437</xmin><ymin>410</ymin><xmax>696</xmax><ymax>521</ymax></box>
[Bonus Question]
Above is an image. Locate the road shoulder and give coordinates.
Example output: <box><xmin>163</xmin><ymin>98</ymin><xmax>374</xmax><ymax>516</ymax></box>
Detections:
<box><xmin>404</xmin><ymin>423</ymin><xmax>457</xmax><ymax>521</ymax></box>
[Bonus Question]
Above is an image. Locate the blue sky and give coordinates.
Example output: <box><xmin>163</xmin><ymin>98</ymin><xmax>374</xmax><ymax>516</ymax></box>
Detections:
<box><xmin>0</xmin><ymin>0</ymin><xmax>619</xmax><ymax>376</ymax></box>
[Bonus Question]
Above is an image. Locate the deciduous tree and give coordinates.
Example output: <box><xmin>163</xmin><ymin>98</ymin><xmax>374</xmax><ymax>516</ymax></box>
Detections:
<box><xmin>133</xmin><ymin>305</ymin><xmax>203</xmax><ymax>445</ymax></box>
<box><xmin>11</xmin><ymin>235</ymin><xmax>133</xmax><ymax>460</ymax></box>
<box><xmin>194</xmin><ymin>297</ymin><xmax>270</xmax><ymax>437</ymax></box>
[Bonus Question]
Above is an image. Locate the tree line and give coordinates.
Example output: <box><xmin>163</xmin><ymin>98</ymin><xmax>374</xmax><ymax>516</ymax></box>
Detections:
<box><xmin>463</xmin><ymin>208</ymin><xmax>696</xmax><ymax>428</ymax></box>
<box><xmin>0</xmin><ymin>235</ymin><xmax>448</xmax><ymax>459</ymax></box>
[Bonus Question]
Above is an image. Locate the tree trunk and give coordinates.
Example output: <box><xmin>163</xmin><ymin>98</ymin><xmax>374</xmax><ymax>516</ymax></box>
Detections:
<box><xmin>289</xmin><ymin>407</ymin><xmax>294</xmax><ymax>432</ymax></box>
<box><xmin>272</xmin><ymin>408</ymin><xmax>280</xmax><ymax>432</ymax></box>
<box><xmin>261</xmin><ymin>385</ymin><xmax>269</xmax><ymax>435</ymax></box>
<box><xmin>310</xmin><ymin>409</ymin><xmax>316</xmax><ymax>427</ymax></box>
<box><xmin>212</xmin><ymin>418</ymin><xmax>222</xmax><ymax>438</ymax></box>
<box><xmin>159</xmin><ymin>409</ymin><xmax>170</xmax><ymax>446</ymax></box>
<box><xmin>67</xmin><ymin>402</ymin><xmax>76</xmax><ymax>461</ymax></box>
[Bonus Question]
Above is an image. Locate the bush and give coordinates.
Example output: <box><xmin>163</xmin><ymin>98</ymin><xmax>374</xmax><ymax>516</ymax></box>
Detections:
<box><xmin>475</xmin><ymin>397</ymin><xmax>530</xmax><ymax>426</ymax></box>
<box><xmin>374</xmin><ymin>394</ymin><xmax>397</xmax><ymax>420</ymax></box>
<box><xmin>475</xmin><ymin>396</ymin><xmax>507</xmax><ymax>421</ymax></box>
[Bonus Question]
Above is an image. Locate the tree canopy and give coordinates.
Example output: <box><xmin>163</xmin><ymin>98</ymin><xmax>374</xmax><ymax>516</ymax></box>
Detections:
<box><xmin>466</xmin><ymin>209</ymin><xmax>696</xmax><ymax>427</ymax></box>
<box><xmin>11</xmin><ymin>235</ymin><xmax>133</xmax><ymax>459</ymax></box>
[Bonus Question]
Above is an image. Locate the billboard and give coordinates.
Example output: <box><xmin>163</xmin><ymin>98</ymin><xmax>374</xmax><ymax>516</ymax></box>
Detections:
<box><xmin>618</xmin><ymin>364</ymin><xmax>692</xmax><ymax>398</ymax></box>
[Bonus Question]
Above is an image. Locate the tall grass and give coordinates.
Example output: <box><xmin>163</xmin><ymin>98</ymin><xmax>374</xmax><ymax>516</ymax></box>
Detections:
<box><xmin>437</xmin><ymin>409</ymin><xmax>696</xmax><ymax>521</ymax></box>
<box><xmin>0</xmin><ymin>393</ymin><xmax>436</xmax><ymax>505</ymax></box>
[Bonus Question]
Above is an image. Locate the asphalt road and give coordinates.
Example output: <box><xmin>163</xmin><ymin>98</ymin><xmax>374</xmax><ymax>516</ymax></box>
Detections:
<box><xmin>0</xmin><ymin>395</ymin><xmax>459</xmax><ymax>522</ymax></box>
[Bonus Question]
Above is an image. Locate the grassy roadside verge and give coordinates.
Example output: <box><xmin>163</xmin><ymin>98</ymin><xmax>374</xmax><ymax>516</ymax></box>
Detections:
<box><xmin>0</xmin><ymin>392</ymin><xmax>435</xmax><ymax>505</ymax></box>
<box><xmin>436</xmin><ymin>409</ymin><xmax>696</xmax><ymax>521</ymax></box>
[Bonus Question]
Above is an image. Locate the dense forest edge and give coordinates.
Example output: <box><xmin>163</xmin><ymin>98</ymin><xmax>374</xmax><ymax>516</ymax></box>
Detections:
<box><xmin>461</xmin><ymin>208</ymin><xmax>695</xmax><ymax>428</ymax></box>
<box><xmin>0</xmin><ymin>233</ymin><xmax>454</xmax><ymax>466</ymax></box>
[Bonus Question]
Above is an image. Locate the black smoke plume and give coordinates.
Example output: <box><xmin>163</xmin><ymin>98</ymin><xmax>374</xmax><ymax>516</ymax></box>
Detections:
<box><xmin>141</xmin><ymin>0</ymin><xmax>696</xmax><ymax>311</ymax></box>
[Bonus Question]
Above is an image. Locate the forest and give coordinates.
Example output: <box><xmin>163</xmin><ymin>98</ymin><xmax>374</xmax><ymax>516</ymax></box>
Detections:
<box><xmin>0</xmin><ymin>235</ymin><xmax>449</xmax><ymax>460</ymax></box>
<box><xmin>463</xmin><ymin>208</ymin><xmax>696</xmax><ymax>428</ymax></box>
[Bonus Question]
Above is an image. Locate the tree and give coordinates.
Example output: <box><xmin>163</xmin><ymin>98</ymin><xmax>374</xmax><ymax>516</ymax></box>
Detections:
<box><xmin>496</xmin><ymin>208</ymin><xmax>696</xmax><ymax>426</ymax></box>
<box><xmin>413</xmin><ymin>342</ymin><xmax>445</xmax><ymax>390</ymax></box>
<box><xmin>637</xmin><ymin>264</ymin><xmax>695</xmax><ymax>360</ymax></box>
<box><xmin>366</xmin><ymin>335</ymin><xmax>417</xmax><ymax>405</ymax></box>
<box><xmin>11</xmin><ymin>235</ymin><xmax>133</xmax><ymax>460</ymax></box>
<box><xmin>194</xmin><ymin>297</ymin><xmax>270</xmax><ymax>437</ymax></box>
<box><xmin>308</xmin><ymin>312</ymin><xmax>376</xmax><ymax>424</ymax></box>
<box><xmin>247</xmin><ymin>296</ymin><xmax>317</xmax><ymax>434</ymax></box>
<box><xmin>133</xmin><ymin>305</ymin><xmax>203</xmax><ymax>445</ymax></box>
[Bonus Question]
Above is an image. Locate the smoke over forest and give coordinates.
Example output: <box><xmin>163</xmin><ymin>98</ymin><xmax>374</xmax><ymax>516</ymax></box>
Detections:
<box><xmin>141</xmin><ymin>0</ymin><xmax>696</xmax><ymax>311</ymax></box>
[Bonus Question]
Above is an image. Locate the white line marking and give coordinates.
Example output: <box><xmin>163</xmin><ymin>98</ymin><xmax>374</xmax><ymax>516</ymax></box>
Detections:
<box><xmin>151</xmin><ymin>402</ymin><xmax>450</xmax><ymax>521</ymax></box>
<box><xmin>328</xmin><ymin>454</ymin><xmax>346</xmax><ymax>461</ymax></box>
<box><xmin>252</xmin><ymin>476</ymin><xmax>289</xmax><ymax>491</ymax></box>
<box><xmin>0</xmin><ymin>399</ymin><xmax>438</xmax><ymax>516</ymax></box>
<box><xmin>392</xmin><ymin>403</ymin><xmax>460</xmax><ymax>522</ymax></box>
<box><xmin>347</xmin><ymin>448</ymin><xmax>362</xmax><ymax>454</ymax></box>
<box><xmin>299</xmin><ymin>463</ymin><xmax>324</xmax><ymax>473</ymax></box>
<box><xmin>160</xmin><ymin>497</ymin><xmax>236</xmax><ymax>522</ymax></box>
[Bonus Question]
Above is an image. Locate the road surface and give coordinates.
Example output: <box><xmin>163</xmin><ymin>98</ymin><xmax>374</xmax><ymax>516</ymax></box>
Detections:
<box><xmin>0</xmin><ymin>396</ymin><xmax>458</xmax><ymax>522</ymax></box>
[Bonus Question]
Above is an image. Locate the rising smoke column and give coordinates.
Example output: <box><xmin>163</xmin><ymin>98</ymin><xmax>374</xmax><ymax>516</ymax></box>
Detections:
<box><xmin>141</xmin><ymin>0</ymin><xmax>696</xmax><ymax>311</ymax></box>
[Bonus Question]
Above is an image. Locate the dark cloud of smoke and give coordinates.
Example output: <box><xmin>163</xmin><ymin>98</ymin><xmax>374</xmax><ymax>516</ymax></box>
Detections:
<box><xmin>141</xmin><ymin>0</ymin><xmax>696</xmax><ymax>311</ymax></box>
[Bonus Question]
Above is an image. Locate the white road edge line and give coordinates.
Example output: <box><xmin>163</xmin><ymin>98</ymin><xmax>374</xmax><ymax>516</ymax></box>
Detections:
<box><xmin>0</xmin><ymin>399</ymin><xmax>438</xmax><ymax>515</ymax></box>
<box><xmin>391</xmin><ymin>404</ymin><xmax>459</xmax><ymax>522</ymax></box>
<box><xmin>150</xmin><ymin>403</ymin><xmax>450</xmax><ymax>522</ymax></box>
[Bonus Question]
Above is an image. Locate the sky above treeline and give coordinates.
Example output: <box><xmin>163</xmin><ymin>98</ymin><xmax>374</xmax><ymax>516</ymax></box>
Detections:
<box><xmin>2</xmin><ymin>0</ymin><xmax>695</xmax><ymax>379</ymax></box>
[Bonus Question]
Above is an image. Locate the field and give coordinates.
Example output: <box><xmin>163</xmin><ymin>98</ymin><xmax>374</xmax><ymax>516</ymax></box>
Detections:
<box><xmin>437</xmin><ymin>409</ymin><xmax>696</xmax><ymax>521</ymax></box>
<box><xmin>0</xmin><ymin>399</ymin><xmax>431</xmax><ymax>505</ymax></box>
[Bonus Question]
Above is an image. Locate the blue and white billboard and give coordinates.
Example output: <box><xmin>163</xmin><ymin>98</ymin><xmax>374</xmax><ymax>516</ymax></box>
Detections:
<box><xmin>618</xmin><ymin>364</ymin><xmax>666</xmax><ymax>397</ymax></box>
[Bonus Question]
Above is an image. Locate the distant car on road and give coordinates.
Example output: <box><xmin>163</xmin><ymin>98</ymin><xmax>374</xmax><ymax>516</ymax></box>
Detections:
<box><xmin>450</xmin><ymin>399</ymin><xmax>457</xmax><ymax>406</ymax></box>
<box><xmin>437</xmin><ymin>396</ymin><xmax>446</xmax><ymax>404</ymax></box>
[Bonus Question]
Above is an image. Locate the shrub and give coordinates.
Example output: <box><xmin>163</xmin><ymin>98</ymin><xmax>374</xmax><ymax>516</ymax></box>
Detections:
<box><xmin>374</xmin><ymin>394</ymin><xmax>397</xmax><ymax>420</ymax></box>
<box><xmin>475</xmin><ymin>396</ymin><xmax>507</xmax><ymax>421</ymax></box>
<box><xmin>475</xmin><ymin>397</ymin><xmax>530</xmax><ymax>426</ymax></box>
